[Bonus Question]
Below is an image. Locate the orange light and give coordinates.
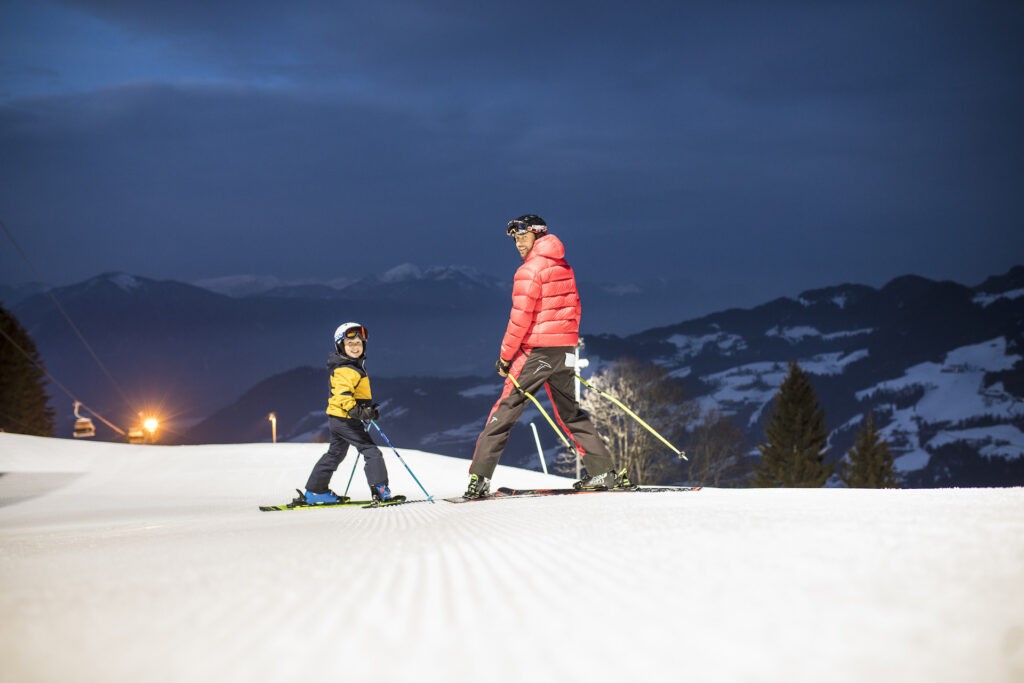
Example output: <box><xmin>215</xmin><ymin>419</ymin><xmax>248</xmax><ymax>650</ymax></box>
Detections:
<box><xmin>143</xmin><ymin>417</ymin><xmax>159</xmax><ymax>434</ymax></box>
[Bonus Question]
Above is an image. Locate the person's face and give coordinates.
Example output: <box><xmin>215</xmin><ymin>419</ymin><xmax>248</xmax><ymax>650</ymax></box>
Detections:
<box><xmin>342</xmin><ymin>337</ymin><xmax>364</xmax><ymax>358</ymax></box>
<box><xmin>513</xmin><ymin>232</ymin><xmax>536</xmax><ymax>259</ymax></box>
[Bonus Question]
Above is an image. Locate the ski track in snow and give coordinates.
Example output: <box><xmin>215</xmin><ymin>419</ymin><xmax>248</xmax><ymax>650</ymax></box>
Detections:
<box><xmin>1</xmin><ymin>434</ymin><xmax>1023</xmax><ymax>683</ymax></box>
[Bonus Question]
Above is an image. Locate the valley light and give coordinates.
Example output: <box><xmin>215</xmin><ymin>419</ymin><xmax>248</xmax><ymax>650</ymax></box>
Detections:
<box><xmin>268</xmin><ymin>412</ymin><xmax>277</xmax><ymax>444</ymax></box>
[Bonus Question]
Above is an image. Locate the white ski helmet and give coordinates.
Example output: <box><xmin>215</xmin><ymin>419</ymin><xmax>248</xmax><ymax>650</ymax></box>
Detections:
<box><xmin>334</xmin><ymin>322</ymin><xmax>368</xmax><ymax>350</ymax></box>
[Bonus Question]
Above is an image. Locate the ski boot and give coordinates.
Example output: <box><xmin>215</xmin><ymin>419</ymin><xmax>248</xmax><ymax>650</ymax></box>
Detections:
<box><xmin>368</xmin><ymin>484</ymin><xmax>407</xmax><ymax>506</ymax></box>
<box><xmin>371</xmin><ymin>483</ymin><xmax>394</xmax><ymax>502</ymax></box>
<box><xmin>463</xmin><ymin>473</ymin><xmax>491</xmax><ymax>499</ymax></box>
<box><xmin>573</xmin><ymin>468</ymin><xmax>632</xmax><ymax>491</ymax></box>
<box><xmin>302</xmin><ymin>489</ymin><xmax>349</xmax><ymax>505</ymax></box>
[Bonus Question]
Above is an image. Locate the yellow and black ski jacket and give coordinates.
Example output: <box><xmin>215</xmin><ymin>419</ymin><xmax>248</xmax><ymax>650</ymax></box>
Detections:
<box><xmin>325</xmin><ymin>352</ymin><xmax>373</xmax><ymax>419</ymax></box>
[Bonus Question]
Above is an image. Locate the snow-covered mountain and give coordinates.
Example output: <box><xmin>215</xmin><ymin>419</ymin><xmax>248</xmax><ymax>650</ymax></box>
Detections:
<box><xmin>581</xmin><ymin>268</ymin><xmax>1024</xmax><ymax>487</ymax></box>
<box><xmin>6</xmin><ymin>266</ymin><xmax>1022</xmax><ymax>487</ymax></box>
<box><xmin>188</xmin><ymin>267</ymin><xmax>1024</xmax><ymax>488</ymax></box>
<box><xmin>3</xmin><ymin>266</ymin><xmax>727</xmax><ymax>426</ymax></box>
<box><xmin>1</xmin><ymin>433</ymin><xmax>1021</xmax><ymax>683</ymax></box>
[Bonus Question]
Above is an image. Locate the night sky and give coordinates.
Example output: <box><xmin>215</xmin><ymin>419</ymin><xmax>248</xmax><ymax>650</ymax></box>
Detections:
<box><xmin>2</xmin><ymin>1</ymin><xmax>1022</xmax><ymax>317</ymax></box>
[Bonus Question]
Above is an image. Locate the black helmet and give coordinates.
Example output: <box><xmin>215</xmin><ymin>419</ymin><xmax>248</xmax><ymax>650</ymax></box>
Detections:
<box><xmin>507</xmin><ymin>214</ymin><xmax>548</xmax><ymax>237</ymax></box>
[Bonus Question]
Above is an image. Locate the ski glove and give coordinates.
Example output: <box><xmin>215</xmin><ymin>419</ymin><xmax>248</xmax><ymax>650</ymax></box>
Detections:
<box><xmin>496</xmin><ymin>358</ymin><xmax>511</xmax><ymax>377</ymax></box>
<box><xmin>350</xmin><ymin>403</ymin><xmax>380</xmax><ymax>421</ymax></box>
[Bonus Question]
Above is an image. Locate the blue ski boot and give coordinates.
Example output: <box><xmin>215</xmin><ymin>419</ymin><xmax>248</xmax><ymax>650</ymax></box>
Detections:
<box><xmin>303</xmin><ymin>489</ymin><xmax>348</xmax><ymax>505</ymax></box>
<box><xmin>370</xmin><ymin>483</ymin><xmax>393</xmax><ymax>502</ymax></box>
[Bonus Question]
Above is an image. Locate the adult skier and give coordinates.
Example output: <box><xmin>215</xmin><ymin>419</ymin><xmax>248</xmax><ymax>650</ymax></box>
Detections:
<box><xmin>463</xmin><ymin>214</ymin><xmax>627</xmax><ymax>499</ymax></box>
<box><xmin>299</xmin><ymin>322</ymin><xmax>400</xmax><ymax>504</ymax></box>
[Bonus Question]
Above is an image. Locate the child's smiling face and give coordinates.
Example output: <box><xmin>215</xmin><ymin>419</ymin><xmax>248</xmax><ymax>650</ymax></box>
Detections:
<box><xmin>342</xmin><ymin>337</ymin><xmax>364</xmax><ymax>358</ymax></box>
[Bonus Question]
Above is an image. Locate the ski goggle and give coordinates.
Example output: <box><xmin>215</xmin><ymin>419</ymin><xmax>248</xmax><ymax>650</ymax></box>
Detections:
<box><xmin>507</xmin><ymin>220</ymin><xmax>546</xmax><ymax>237</ymax></box>
<box><xmin>342</xmin><ymin>327</ymin><xmax>367</xmax><ymax>341</ymax></box>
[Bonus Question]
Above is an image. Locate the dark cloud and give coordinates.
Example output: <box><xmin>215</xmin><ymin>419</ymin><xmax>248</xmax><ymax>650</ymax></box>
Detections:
<box><xmin>1</xmin><ymin>0</ymin><xmax>1022</xmax><ymax>316</ymax></box>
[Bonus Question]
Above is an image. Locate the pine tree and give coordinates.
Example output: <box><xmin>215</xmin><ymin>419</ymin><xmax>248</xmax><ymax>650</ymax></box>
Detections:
<box><xmin>752</xmin><ymin>361</ymin><xmax>833</xmax><ymax>487</ymax></box>
<box><xmin>840</xmin><ymin>413</ymin><xmax>898</xmax><ymax>488</ymax></box>
<box><xmin>0</xmin><ymin>304</ymin><xmax>55</xmax><ymax>436</ymax></box>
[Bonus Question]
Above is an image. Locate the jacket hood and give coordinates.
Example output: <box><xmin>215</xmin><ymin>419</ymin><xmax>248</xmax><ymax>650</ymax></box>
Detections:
<box><xmin>526</xmin><ymin>233</ymin><xmax>565</xmax><ymax>261</ymax></box>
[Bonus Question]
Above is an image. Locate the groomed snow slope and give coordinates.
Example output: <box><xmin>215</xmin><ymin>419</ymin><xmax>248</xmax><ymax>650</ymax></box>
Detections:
<box><xmin>1</xmin><ymin>433</ymin><xmax>1022</xmax><ymax>683</ymax></box>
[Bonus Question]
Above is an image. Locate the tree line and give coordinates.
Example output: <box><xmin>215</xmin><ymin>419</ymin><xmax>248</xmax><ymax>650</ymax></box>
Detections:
<box><xmin>576</xmin><ymin>357</ymin><xmax>897</xmax><ymax>489</ymax></box>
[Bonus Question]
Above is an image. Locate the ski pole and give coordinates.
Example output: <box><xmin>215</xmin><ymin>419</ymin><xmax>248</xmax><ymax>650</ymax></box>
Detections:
<box><xmin>368</xmin><ymin>420</ymin><xmax>434</xmax><ymax>503</ymax></box>
<box><xmin>342</xmin><ymin>451</ymin><xmax>361</xmax><ymax>497</ymax></box>
<box><xmin>575</xmin><ymin>374</ymin><xmax>688</xmax><ymax>460</ymax></box>
<box><xmin>507</xmin><ymin>374</ymin><xmax>577</xmax><ymax>456</ymax></box>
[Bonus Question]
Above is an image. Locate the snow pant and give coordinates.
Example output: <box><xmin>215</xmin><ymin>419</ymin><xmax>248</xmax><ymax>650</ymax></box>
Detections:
<box><xmin>469</xmin><ymin>346</ymin><xmax>614</xmax><ymax>480</ymax></box>
<box><xmin>305</xmin><ymin>416</ymin><xmax>388</xmax><ymax>493</ymax></box>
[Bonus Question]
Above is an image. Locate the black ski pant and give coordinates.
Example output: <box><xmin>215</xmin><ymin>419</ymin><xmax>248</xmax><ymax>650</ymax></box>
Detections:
<box><xmin>306</xmin><ymin>416</ymin><xmax>388</xmax><ymax>494</ymax></box>
<box><xmin>469</xmin><ymin>346</ymin><xmax>614</xmax><ymax>480</ymax></box>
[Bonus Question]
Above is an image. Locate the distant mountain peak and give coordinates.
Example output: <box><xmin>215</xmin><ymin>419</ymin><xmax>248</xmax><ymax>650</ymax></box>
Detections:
<box><xmin>193</xmin><ymin>274</ymin><xmax>353</xmax><ymax>297</ymax></box>
<box><xmin>379</xmin><ymin>263</ymin><xmax>424</xmax><ymax>282</ymax></box>
<box><xmin>371</xmin><ymin>264</ymin><xmax>502</xmax><ymax>291</ymax></box>
<box><xmin>86</xmin><ymin>272</ymin><xmax>147</xmax><ymax>291</ymax></box>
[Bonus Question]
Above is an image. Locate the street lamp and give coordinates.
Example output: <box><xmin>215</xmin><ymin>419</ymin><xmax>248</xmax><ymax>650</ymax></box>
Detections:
<box><xmin>268</xmin><ymin>412</ymin><xmax>277</xmax><ymax>444</ymax></box>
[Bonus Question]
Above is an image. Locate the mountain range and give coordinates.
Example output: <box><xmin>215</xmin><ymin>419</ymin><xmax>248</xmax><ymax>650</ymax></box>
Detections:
<box><xmin>5</xmin><ymin>265</ymin><xmax>1023</xmax><ymax>487</ymax></box>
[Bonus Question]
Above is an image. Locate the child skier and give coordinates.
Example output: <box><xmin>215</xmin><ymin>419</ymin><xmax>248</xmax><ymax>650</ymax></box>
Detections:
<box><xmin>298</xmin><ymin>322</ymin><xmax>401</xmax><ymax>505</ymax></box>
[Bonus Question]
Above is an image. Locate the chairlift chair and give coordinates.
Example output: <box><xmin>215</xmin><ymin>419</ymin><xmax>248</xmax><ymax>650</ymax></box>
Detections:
<box><xmin>72</xmin><ymin>402</ymin><xmax>96</xmax><ymax>439</ymax></box>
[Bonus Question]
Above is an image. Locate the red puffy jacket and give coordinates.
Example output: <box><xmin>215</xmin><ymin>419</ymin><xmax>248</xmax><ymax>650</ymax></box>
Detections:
<box><xmin>499</xmin><ymin>233</ymin><xmax>582</xmax><ymax>361</ymax></box>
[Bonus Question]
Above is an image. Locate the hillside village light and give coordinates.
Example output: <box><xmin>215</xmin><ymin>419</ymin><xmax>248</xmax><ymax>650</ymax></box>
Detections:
<box><xmin>268</xmin><ymin>412</ymin><xmax>277</xmax><ymax>444</ymax></box>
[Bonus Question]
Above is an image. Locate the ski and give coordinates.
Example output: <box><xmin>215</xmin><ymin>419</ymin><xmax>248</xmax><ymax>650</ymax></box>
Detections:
<box><xmin>443</xmin><ymin>485</ymin><xmax>700</xmax><ymax>504</ymax></box>
<box><xmin>259</xmin><ymin>499</ymin><xmax>370</xmax><ymax>512</ymax></box>
<box><xmin>497</xmin><ymin>485</ymin><xmax>700</xmax><ymax>497</ymax></box>
<box><xmin>259</xmin><ymin>493</ymin><xmax>411</xmax><ymax>511</ymax></box>
<box><xmin>361</xmin><ymin>495</ymin><xmax>409</xmax><ymax>509</ymax></box>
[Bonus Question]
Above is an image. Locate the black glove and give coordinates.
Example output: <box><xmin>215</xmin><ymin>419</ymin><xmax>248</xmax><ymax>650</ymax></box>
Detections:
<box><xmin>350</xmin><ymin>403</ymin><xmax>380</xmax><ymax>421</ymax></box>
<box><xmin>496</xmin><ymin>358</ymin><xmax>511</xmax><ymax>377</ymax></box>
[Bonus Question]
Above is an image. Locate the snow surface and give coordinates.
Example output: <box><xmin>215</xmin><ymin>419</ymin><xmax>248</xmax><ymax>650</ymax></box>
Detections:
<box><xmin>1</xmin><ymin>433</ymin><xmax>1022</xmax><ymax>683</ymax></box>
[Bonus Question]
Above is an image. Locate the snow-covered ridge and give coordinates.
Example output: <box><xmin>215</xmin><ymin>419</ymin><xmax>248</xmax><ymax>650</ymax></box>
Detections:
<box><xmin>854</xmin><ymin>337</ymin><xmax>1024</xmax><ymax>470</ymax></box>
<box><xmin>798</xmin><ymin>293</ymin><xmax>851</xmax><ymax>308</ymax></box>
<box><xmin>458</xmin><ymin>383</ymin><xmax>501</xmax><ymax>398</ymax></box>
<box><xmin>695</xmin><ymin>350</ymin><xmax>869</xmax><ymax>426</ymax></box>
<box><xmin>193</xmin><ymin>274</ymin><xmax>354</xmax><ymax>297</ymax></box>
<box><xmin>194</xmin><ymin>265</ymin><xmax>500</xmax><ymax>297</ymax></box>
<box><xmin>766</xmin><ymin>325</ymin><xmax>873</xmax><ymax>343</ymax></box>
<box><xmin>377</xmin><ymin>263</ymin><xmax>498</xmax><ymax>287</ymax></box>
<box><xmin>974</xmin><ymin>287</ymin><xmax>1024</xmax><ymax>307</ymax></box>
<box><xmin>81</xmin><ymin>272</ymin><xmax>144</xmax><ymax>291</ymax></box>
<box><xmin>667</xmin><ymin>331</ymin><xmax>747</xmax><ymax>359</ymax></box>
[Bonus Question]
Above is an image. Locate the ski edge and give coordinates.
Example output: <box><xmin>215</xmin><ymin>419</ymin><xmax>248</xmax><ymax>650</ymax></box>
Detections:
<box><xmin>443</xmin><ymin>485</ymin><xmax>702</xmax><ymax>503</ymax></box>
<box><xmin>259</xmin><ymin>494</ymin><xmax>419</xmax><ymax>511</ymax></box>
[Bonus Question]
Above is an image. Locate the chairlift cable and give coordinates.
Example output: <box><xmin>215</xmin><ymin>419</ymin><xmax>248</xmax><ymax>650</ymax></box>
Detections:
<box><xmin>1</xmin><ymin>219</ymin><xmax>139</xmax><ymax>414</ymax></box>
<box><xmin>0</xmin><ymin>321</ymin><xmax>127</xmax><ymax>435</ymax></box>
